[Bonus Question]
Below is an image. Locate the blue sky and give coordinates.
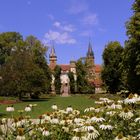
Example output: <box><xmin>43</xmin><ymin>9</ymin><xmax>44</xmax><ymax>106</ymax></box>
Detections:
<box><xmin>0</xmin><ymin>0</ymin><xmax>134</xmax><ymax>64</ymax></box>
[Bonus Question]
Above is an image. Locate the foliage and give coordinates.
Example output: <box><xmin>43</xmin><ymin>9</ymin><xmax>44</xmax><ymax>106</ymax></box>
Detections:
<box><xmin>76</xmin><ymin>60</ymin><xmax>95</xmax><ymax>94</ymax></box>
<box><xmin>0</xmin><ymin>32</ymin><xmax>51</xmax><ymax>99</ymax></box>
<box><xmin>68</xmin><ymin>72</ymin><xmax>76</xmax><ymax>93</ymax></box>
<box><xmin>0</xmin><ymin>32</ymin><xmax>23</xmax><ymax>65</ymax></box>
<box><xmin>101</xmin><ymin>41</ymin><xmax>124</xmax><ymax>93</ymax></box>
<box><xmin>53</xmin><ymin>65</ymin><xmax>61</xmax><ymax>94</ymax></box>
<box><xmin>122</xmin><ymin>0</ymin><xmax>140</xmax><ymax>93</ymax></box>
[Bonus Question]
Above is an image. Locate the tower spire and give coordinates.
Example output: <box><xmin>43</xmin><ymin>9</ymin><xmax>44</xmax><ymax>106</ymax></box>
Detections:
<box><xmin>49</xmin><ymin>45</ymin><xmax>57</xmax><ymax>70</ymax></box>
<box><xmin>87</xmin><ymin>41</ymin><xmax>94</xmax><ymax>58</ymax></box>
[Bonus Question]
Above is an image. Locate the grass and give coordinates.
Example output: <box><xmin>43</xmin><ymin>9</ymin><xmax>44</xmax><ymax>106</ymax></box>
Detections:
<box><xmin>0</xmin><ymin>94</ymin><xmax>122</xmax><ymax>118</ymax></box>
<box><xmin>0</xmin><ymin>94</ymin><xmax>94</xmax><ymax>118</ymax></box>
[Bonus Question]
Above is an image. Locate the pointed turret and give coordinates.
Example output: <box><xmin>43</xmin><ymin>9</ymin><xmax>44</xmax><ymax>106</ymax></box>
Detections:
<box><xmin>50</xmin><ymin>46</ymin><xmax>56</xmax><ymax>57</ymax></box>
<box><xmin>85</xmin><ymin>41</ymin><xmax>95</xmax><ymax>65</ymax></box>
<box><xmin>87</xmin><ymin>42</ymin><xmax>94</xmax><ymax>58</ymax></box>
<box><xmin>49</xmin><ymin>46</ymin><xmax>57</xmax><ymax>70</ymax></box>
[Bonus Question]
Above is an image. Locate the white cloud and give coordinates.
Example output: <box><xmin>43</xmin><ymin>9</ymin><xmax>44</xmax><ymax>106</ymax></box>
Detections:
<box><xmin>81</xmin><ymin>13</ymin><xmax>98</xmax><ymax>26</ymax></box>
<box><xmin>44</xmin><ymin>30</ymin><xmax>76</xmax><ymax>44</ymax></box>
<box><xmin>53</xmin><ymin>21</ymin><xmax>61</xmax><ymax>27</ymax></box>
<box><xmin>53</xmin><ymin>21</ymin><xmax>75</xmax><ymax>32</ymax></box>
<box><xmin>68</xmin><ymin>1</ymin><xmax>88</xmax><ymax>14</ymax></box>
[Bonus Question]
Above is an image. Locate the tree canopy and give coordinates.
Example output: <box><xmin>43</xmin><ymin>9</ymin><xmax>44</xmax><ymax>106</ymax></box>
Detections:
<box><xmin>101</xmin><ymin>41</ymin><xmax>124</xmax><ymax>93</ymax></box>
<box><xmin>0</xmin><ymin>32</ymin><xmax>51</xmax><ymax>99</ymax></box>
<box><xmin>122</xmin><ymin>0</ymin><xmax>140</xmax><ymax>92</ymax></box>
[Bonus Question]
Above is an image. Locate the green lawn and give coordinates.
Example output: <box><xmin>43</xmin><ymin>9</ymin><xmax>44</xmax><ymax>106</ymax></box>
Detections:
<box><xmin>0</xmin><ymin>95</ymin><xmax>96</xmax><ymax>118</ymax></box>
<box><xmin>0</xmin><ymin>94</ymin><xmax>123</xmax><ymax>118</ymax></box>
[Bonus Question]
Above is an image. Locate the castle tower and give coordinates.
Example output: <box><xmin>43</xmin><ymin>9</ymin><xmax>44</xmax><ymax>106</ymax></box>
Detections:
<box><xmin>49</xmin><ymin>46</ymin><xmax>57</xmax><ymax>70</ymax></box>
<box><xmin>86</xmin><ymin>41</ymin><xmax>95</xmax><ymax>65</ymax></box>
<box><xmin>85</xmin><ymin>41</ymin><xmax>95</xmax><ymax>80</ymax></box>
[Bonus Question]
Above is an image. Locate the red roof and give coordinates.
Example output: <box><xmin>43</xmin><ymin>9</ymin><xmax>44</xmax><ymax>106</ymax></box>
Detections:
<box><xmin>95</xmin><ymin>64</ymin><xmax>102</xmax><ymax>73</ymax></box>
<box><xmin>60</xmin><ymin>65</ymin><xmax>70</xmax><ymax>71</ymax></box>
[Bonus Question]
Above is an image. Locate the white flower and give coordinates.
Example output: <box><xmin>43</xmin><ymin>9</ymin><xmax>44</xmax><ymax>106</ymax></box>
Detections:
<box><xmin>124</xmin><ymin>98</ymin><xmax>137</xmax><ymax>104</ymax></box>
<box><xmin>50</xmin><ymin>118</ymin><xmax>59</xmax><ymax>124</ymax></box>
<box><xmin>73</xmin><ymin>128</ymin><xmax>81</xmax><ymax>132</ymax></box>
<box><xmin>58</xmin><ymin>109</ymin><xmax>67</xmax><ymax>114</ymax></box>
<box><xmin>99</xmin><ymin>98</ymin><xmax>113</xmax><ymax>103</ymax></box>
<box><xmin>94</xmin><ymin>108</ymin><xmax>104</xmax><ymax>113</ymax></box>
<box><xmin>90</xmin><ymin>117</ymin><xmax>105</xmax><ymax>123</ymax></box>
<box><xmin>134</xmin><ymin>117</ymin><xmax>140</xmax><ymax>123</ymax></box>
<box><xmin>1</xmin><ymin>118</ymin><xmax>7</xmax><ymax>124</ymax></box>
<box><xmin>51</xmin><ymin>104</ymin><xmax>58</xmax><ymax>110</ymax></box>
<box><xmin>137</xmin><ymin>133</ymin><xmax>140</xmax><ymax>139</ymax></box>
<box><xmin>124</xmin><ymin>94</ymin><xmax>139</xmax><ymax>104</ymax></box>
<box><xmin>106</xmin><ymin>111</ymin><xmax>116</xmax><ymax>116</ymax></box>
<box><xmin>42</xmin><ymin>129</ymin><xmax>50</xmax><ymax>136</ymax></box>
<box><xmin>0</xmin><ymin>124</ymin><xmax>7</xmax><ymax>135</ymax></box>
<box><xmin>74</xmin><ymin>118</ymin><xmax>85</xmax><ymax>124</ymax></box>
<box><xmin>16</xmin><ymin>135</ymin><xmax>26</xmax><ymax>140</ymax></box>
<box><xmin>85</xmin><ymin>129</ymin><xmax>100</xmax><ymax>140</ymax></box>
<box><xmin>108</xmin><ymin>103</ymin><xmax>122</xmax><ymax>109</ymax></box>
<box><xmin>71</xmin><ymin>136</ymin><xmax>80</xmax><ymax>140</ymax></box>
<box><xmin>66</xmin><ymin>119</ymin><xmax>73</xmax><ymax>125</ymax></box>
<box><xmin>72</xmin><ymin>110</ymin><xmax>80</xmax><ymax>115</ymax></box>
<box><xmin>6</xmin><ymin>106</ymin><xmax>15</xmax><ymax>112</ymax></box>
<box><xmin>43</xmin><ymin>115</ymin><xmax>51</xmax><ymax>121</ymax></box>
<box><xmin>95</xmin><ymin>101</ymin><xmax>104</xmax><ymax>104</ymax></box>
<box><xmin>60</xmin><ymin>120</ymin><xmax>66</xmax><ymax>125</ymax></box>
<box><xmin>81</xmin><ymin>125</ymin><xmax>95</xmax><ymax>132</ymax></box>
<box><xmin>72</xmin><ymin>136</ymin><xmax>87</xmax><ymax>140</ymax></box>
<box><xmin>66</xmin><ymin>106</ymin><xmax>73</xmax><ymax>113</ymax></box>
<box><xmin>25</xmin><ymin>106</ymin><xmax>31</xmax><ymax>112</ymax></box>
<box><xmin>117</xmin><ymin>100</ymin><xmax>123</xmax><ymax>104</ymax></box>
<box><xmin>29</xmin><ymin>104</ymin><xmax>33</xmax><ymax>107</ymax></box>
<box><xmin>119</xmin><ymin>108</ymin><xmax>134</xmax><ymax>120</ymax></box>
<box><xmin>84</xmin><ymin>107</ymin><xmax>95</xmax><ymax>112</ymax></box>
<box><xmin>99</xmin><ymin>124</ymin><xmax>113</xmax><ymax>130</ymax></box>
<box><xmin>62</xmin><ymin>126</ymin><xmax>69</xmax><ymax>132</ymax></box>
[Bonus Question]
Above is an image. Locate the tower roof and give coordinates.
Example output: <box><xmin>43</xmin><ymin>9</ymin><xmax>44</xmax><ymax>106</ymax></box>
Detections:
<box><xmin>87</xmin><ymin>41</ymin><xmax>94</xmax><ymax>58</ymax></box>
<box><xmin>50</xmin><ymin>46</ymin><xmax>56</xmax><ymax>57</ymax></box>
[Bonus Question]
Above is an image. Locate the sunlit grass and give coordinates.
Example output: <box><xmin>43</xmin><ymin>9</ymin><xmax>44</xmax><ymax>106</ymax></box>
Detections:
<box><xmin>0</xmin><ymin>94</ymin><xmax>95</xmax><ymax>118</ymax></box>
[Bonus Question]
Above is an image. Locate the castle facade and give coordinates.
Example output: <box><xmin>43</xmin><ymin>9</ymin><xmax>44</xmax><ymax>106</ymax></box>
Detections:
<box><xmin>49</xmin><ymin>42</ymin><xmax>102</xmax><ymax>93</ymax></box>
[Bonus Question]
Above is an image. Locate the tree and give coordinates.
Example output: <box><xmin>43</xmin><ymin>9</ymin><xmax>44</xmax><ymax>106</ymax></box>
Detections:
<box><xmin>68</xmin><ymin>72</ymin><xmax>75</xmax><ymax>93</ymax></box>
<box><xmin>122</xmin><ymin>0</ymin><xmax>140</xmax><ymax>92</ymax></box>
<box><xmin>76</xmin><ymin>60</ymin><xmax>94</xmax><ymax>93</ymax></box>
<box><xmin>0</xmin><ymin>33</ymin><xmax>51</xmax><ymax>99</ymax></box>
<box><xmin>101</xmin><ymin>41</ymin><xmax>124</xmax><ymax>93</ymax></box>
<box><xmin>0</xmin><ymin>32</ymin><xmax>23</xmax><ymax>65</ymax></box>
<box><xmin>53</xmin><ymin>65</ymin><xmax>61</xmax><ymax>94</ymax></box>
<box><xmin>25</xmin><ymin>35</ymin><xmax>51</xmax><ymax>93</ymax></box>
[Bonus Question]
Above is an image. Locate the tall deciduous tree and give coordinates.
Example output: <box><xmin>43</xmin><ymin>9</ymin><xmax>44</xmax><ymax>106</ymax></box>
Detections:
<box><xmin>122</xmin><ymin>0</ymin><xmax>140</xmax><ymax>92</ymax></box>
<box><xmin>25</xmin><ymin>35</ymin><xmax>51</xmax><ymax>93</ymax></box>
<box><xmin>0</xmin><ymin>32</ymin><xmax>51</xmax><ymax>99</ymax></box>
<box><xmin>101</xmin><ymin>41</ymin><xmax>123</xmax><ymax>93</ymax></box>
<box><xmin>76</xmin><ymin>60</ymin><xmax>94</xmax><ymax>93</ymax></box>
<box><xmin>53</xmin><ymin>65</ymin><xmax>61</xmax><ymax>94</ymax></box>
<box><xmin>68</xmin><ymin>72</ymin><xmax>75</xmax><ymax>93</ymax></box>
<box><xmin>0</xmin><ymin>32</ymin><xmax>23</xmax><ymax>65</ymax></box>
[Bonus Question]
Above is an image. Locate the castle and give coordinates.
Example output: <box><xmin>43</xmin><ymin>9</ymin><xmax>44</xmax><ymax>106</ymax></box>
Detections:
<box><xmin>49</xmin><ymin>42</ymin><xmax>102</xmax><ymax>93</ymax></box>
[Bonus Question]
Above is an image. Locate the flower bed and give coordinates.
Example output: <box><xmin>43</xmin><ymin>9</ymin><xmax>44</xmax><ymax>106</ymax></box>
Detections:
<box><xmin>0</xmin><ymin>94</ymin><xmax>140</xmax><ymax>140</ymax></box>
